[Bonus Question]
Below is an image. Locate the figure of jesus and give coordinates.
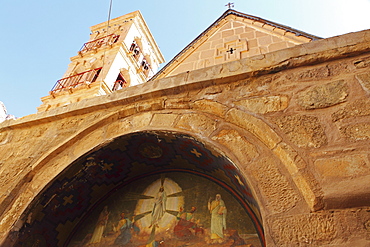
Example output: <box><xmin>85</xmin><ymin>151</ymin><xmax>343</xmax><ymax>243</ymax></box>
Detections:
<box><xmin>149</xmin><ymin>186</ymin><xmax>167</xmax><ymax>228</ymax></box>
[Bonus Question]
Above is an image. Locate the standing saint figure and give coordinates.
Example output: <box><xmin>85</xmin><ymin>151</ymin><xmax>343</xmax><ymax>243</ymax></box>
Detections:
<box><xmin>149</xmin><ymin>186</ymin><xmax>167</xmax><ymax>228</ymax></box>
<box><xmin>208</xmin><ymin>194</ymin><xmax>227</xmax><ymax>242</ymax></box>
<box><xmin>89</xmin><ymin>206</ymin><xmax>109</xmax><ymax>244</ymax></box>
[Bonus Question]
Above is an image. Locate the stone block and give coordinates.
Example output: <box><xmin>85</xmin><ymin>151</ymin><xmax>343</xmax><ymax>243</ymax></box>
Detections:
<box><xmin>72</xmin><ymin>128</ymin><xmax>104</xmax><ymax>157</ymax></box>
<box><xmin>240</xmin><ymin>31</ymin><xmax>255</xmax><ymax>39</ymax></box>
<box><xmin>327</xmin><ymin>62</ymin><xmax>350</xmax><ymax>77</ymax></box>
<box><xmin>296</xmin><ymin>66</ymin><xmax>330</xmax><ymax>81</ymax></box>
<box><xmin>258</xmin><ymin>35</ymin><xmax>273</xmax><ymax>46</ymax></box>
<box><xmin>297</xmin><ymin>80</ymin><xmax>349</xmax><ymax>109</ymax></box>
<box><xmin>211</xmin><ymin>129</ymin><xmax>258</xmax><ymax>163</ymax></box>
<box><xmin>340</xmin><ymin>123</ymin><xmax>370</xmax><ymax>141</ymax></box>
<box><xmin>332</xmin><ymin>98</ymin><xmax>370</xmax><ymax>121</ymax></box>
<box><xmin>354</xmin><ymin>56</ymin><xmax>370</xmax><ymax>69</ymax></box>
<box><xmin>222</xmin><ymin>29</ymin><xmax>234</xmax><ymax>38</ymax></box>
<box><xmin>268</xmin><ymin>42</ymin><xmax>288</xmax><ymax>52</ymax></box>
<box><xmin>234</xmin><ymin>27</ymin><xmax>244</xmax><ymax>35</ymax></box>
<box><xmin>273</xmin><ymin>114</ymin><xmax>327</xmax><ymax>148</ymax></box>
<box><xmin>234</xmin><ymin>95</ymin><xmax>289</xmax><ymax>114</ymax></box>
<box><xmin>226</xmin><ymin>108</ymin><xmax>281</xmax><ymax>149</ymax></box>
<box><xmin>105</xmin><ymin>118</ymin><xmax>134</xmax><ymax>139</ymax></box>
<box><xmin>269</xmin><ymin>213</ymin><xmax>336</xmax><ymax>246</ymax></box>
<box><xmin>150</xmin><ymin>113</ymin><xmax>178</xmax><ymax>127</ymax></box>
<box><xmin>314</xmin><ymin>154</ymin><xmax>370</xmax><ymax>179</ymax></box>
<box><xmin>176</xmin><ymin>113</ymin><xmax>217</xmax><ymax>137</ymax></box>
<box><xmin>172</xmin><ymin>62</ymin><xmax>194</xmax><ymax>74</ymax></box>
<box><xmin>200</xmin><ymin>49</ymin><xmax>215</xmax><ymax>59</ymax></box>
<box><xmin>273</xmin><ymin>142</ymin><xmax>320</xmax><ymax>211</ymax></box>
<box><xmin>191</xmin><ymin>99</ymin><xmax>228</xmax><ymax>117</ymax></box>
<box><xmin>255</xmin><ymin>31</ymin><xmax>268</xmax><ymax>38</ymax></box>
<box><xmin>247</xmin><ymin>38</ymin><xmax>258</xmax><ymax>48</ymax></box>
<box><xmin>250</xmin><ymin>156</ymin><xmax>299</xmax><ymax>213</ymax></box>
<box><xmin>247</xmin><ymin>47</ymin><xmax>261</xmax><ymax>57</ymax></box>
<box><xmin>131</xmin><ymin>112</ymin><xmax>153</xmax><ymax>129</ymax></box>
<box><xmin>356</xmin><ymin>72</ymin><xmax>370</xmax><ymax>92</ymax></box>
<box><xmin>208</xmin><ymin>32</ymin><xmax>221</xmax><ymax>42</ymax></box>
<box><xmin>164</xmin><ymin>98</ymin><xmax>190</xmax><ymax>109</ymax></box>
<box><xmin>196</xmin><ymin>42</ymin><xmax>211</xmax><ymax>51</ymax></box>
<box><xmin>232</xmin><ymin>21</ymin><xmax>244</xmax><ymax>28</ymax></box>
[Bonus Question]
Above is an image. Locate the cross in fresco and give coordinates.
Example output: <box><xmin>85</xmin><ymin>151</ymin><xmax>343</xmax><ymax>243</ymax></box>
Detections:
<box><xmin>225</xmin><ymin>2</ymin><xmax>234</xmax><ymax>9</ymax></box>
<box><xmin>63</xmin><ymin>195</ymin><xmax>74</xmax><ymax>206</ymax></box>
<box><xmin>101</xmin><ymin>162</ymin><xmax>114</xmax><ymax>171</ymax></box>
<box><xmin>190</xmin><ymin>148</ymin><xmax>202</xmax><ymax>158</ymax></box>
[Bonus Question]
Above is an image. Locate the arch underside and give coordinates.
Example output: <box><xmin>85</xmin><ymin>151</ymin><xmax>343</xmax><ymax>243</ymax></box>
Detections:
<box><xmin>12</xmin><ymin>131</ymin><xmax>265</xmax><ymax>247</ymax></box>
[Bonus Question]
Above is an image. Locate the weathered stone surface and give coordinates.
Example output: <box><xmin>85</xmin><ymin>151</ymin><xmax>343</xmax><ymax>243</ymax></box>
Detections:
<box><xmin>332</xmin><ymin>98</ymin><xmax>370</xmax><ymax>121</ymax></box>
<box><xmin>211</xmin><ymin>129</ymin><xmax>258</xmax><ymax>163</ymax></box>
<box><xmin>234</xmin><ymin>95</ymin><xmax>289</xmax><ymax>114</ymax></box>
<box><xmin>150</xmin><ymin>113</ymin><xmax>178</xmax><ymax>127</ymax></box>
<box><xmin>191</xmin><ymin>99</ymin><xmax>228</xmax><ymax>117</ymax></box>
<box><xmin>297</xmin><ymin>80</ymin><xmax>349</xmax><ymax>109</ymax></box>
<box><xmin>341</xmin><ymin>123</ymin><xmax>370</xmax><ymax>141</ymax></box>
<box><xmin>130</xmin><ymin>112</ymin><xmax>153</xmax><ymax>129</ymax></box>
<box><xmin>226</xmin><ymin>108</ymin><xmax>282</xmax><ymax>149</ymax></box>
<box><xmin>72</xmin><ymin>128</ymin><xmax>105</xmax><ymax>157</ymax></box>
<box><xmin>269</xmin><ymin>213</ymin><xmax>336</xmax><ymax>246</ymax></box>
<box><xmin>356</xmin><ymin>72</ymin><xmax>370</xmax><ymax>92</ymax></box>
<box><xmin>270</xmin><ymin>209</ymin><xmax>370</xmax><ymax>246</ymax></box>
<box><xmin>164</xmin><ymin>98</ymin><xmax>191</xmax><ymax>109</ymax></box>
<box><xmin>327</xmin><ymin>62</ymin><xmax>351</xmax><ymax>77</ymax></box>
<box><xmin>273</xmin><ymin>142</ymin><xmax>322</xmax><ymax>211</ymax></box>
<box><xmin>354</xmin><ymin>56</ymin><xmax>370</xmax><ymax>69</ymax></box>
<box><xmin>273</xmin><ymin>114</ymin><xmax>327</xmax><ymax>148</ymax></box>
<box><xmin>314</xmin><ymin>154</ymin><xmax>370</xmax><ymax>179</ymax></box>
<box><xmin>176</xmin><ymin>113</ymin><xmax>217</xmax><ymax>137</ymax></box>
<box><xmin>105</xmin><ymin>118</ymin><xmax>133</xmax><ymax>139</ymax></box>
<box><xmin>296</xmin><ymin>66</ymin><xmax>330</xmax><ymax>81</ymax></box>
<box><xmin>135</xmin><ymin>98</ymin><xmax>164</xmax><ymax>112</ymax></box>
<box><xmin>250</xmin><ymin>157</ymin><xmax>299</xmax><ymax>213</ymax></box>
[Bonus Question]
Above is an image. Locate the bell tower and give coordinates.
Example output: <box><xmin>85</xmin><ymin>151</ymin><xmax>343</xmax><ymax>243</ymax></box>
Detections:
<box><xmin>38</xmin><ymin>10</ymin><xmax>165</xmax><ymax>112</ymax></box>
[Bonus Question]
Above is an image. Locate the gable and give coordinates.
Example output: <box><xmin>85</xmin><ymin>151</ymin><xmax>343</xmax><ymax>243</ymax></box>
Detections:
<box><xmin>153</xmin><ymin>10</ymin><xmax>321</xmax><ymax>80</ymax></box>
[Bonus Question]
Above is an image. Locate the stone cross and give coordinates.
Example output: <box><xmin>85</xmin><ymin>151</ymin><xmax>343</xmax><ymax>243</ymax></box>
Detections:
<box><xmin>225</xmin><ymin>2</ymin><xmax>234</xmax><ymax>9</ymax></box>
<box><xmin>227</xmin><ymin>47</ymin><xmax>236</xmax><ymax>54</ymax></box>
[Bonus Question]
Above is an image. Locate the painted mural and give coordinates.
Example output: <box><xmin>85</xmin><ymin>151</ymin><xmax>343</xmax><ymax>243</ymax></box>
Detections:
<box><xmin>68</xmin><ymin>172</ymin><xmax>262</xmax><ymax>247</ymax></box>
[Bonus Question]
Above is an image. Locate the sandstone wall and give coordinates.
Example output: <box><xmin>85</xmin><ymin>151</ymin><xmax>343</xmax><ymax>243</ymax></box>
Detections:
<box><xmin>0</xmin><ymin>30</ymin><xmax>369</xmax><ymax>246</ymax></box>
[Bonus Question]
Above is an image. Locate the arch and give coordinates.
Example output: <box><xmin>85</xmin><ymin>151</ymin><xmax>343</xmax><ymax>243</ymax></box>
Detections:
<box><xmin>9</xmin><ymin>131</ymin><xmax>265</xmax><ymax>246</ymax></box>
<box><xmin>2</xmin><ymin>108</ymin><xmax>318</xmax><ymax>246</ymax></box>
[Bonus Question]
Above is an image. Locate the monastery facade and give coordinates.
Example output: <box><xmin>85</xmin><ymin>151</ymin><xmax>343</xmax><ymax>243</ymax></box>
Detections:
<box><xmin>0</xmin><ymin>9</ymin><xmax>369</xmax><ymax>246</ymax></box>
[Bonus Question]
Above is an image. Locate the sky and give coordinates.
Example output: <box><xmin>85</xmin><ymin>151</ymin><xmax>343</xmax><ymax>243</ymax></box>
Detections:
<box><xmin>1</xmin><ymin>0</ymin><xmax>370</xmax><ymax>118</ymax></box>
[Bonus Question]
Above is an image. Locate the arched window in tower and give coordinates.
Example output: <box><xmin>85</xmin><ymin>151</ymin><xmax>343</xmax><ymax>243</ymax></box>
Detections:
<box><xmin>130</xmin><ymin>41</ymin><xmax>137</xmax><ymax>52</ymax></box>
<box><xmin>130</xmin><ymin>40</ymin><xmax>142</xmax><ymax>61</ymax></box>
<box><xmin>112</xmin><ymin>73</ymin><xmax>129</xmax><ymax>91</ymax></box>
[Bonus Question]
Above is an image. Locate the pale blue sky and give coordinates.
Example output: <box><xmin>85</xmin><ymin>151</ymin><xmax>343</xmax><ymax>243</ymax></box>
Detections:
<box><xmin>1</xmin><ymin>0</ymin><xmax>369</xmax><ymax>118</ymax></box>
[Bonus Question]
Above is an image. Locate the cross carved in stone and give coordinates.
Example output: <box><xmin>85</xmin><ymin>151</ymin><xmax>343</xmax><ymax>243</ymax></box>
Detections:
<box><xmin>227</xmin><ymin>47</ymin><xmax>236</xmax><ymax>54</ymax></box>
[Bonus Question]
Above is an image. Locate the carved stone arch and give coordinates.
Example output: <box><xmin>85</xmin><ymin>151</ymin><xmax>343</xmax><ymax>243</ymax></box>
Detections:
<box><xmin>6</xmin><ymin>133</ymin><xmax>266</xmax><ymax>246</ymax></box>
<box><xmin>2</xmin><ymin>108</ymin><xmax>320</xmax><ymax>246</ymax></box>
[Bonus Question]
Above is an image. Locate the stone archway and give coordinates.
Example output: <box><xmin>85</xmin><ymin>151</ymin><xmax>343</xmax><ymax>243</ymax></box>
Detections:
<box><xmin>1</xmin><ymin>107</ymin><xmax>320</xmax><ymax>247</ymax></box>
<box><xmin>9</xmin><ymin>131</ymin><xmax>265</xmax><ymax>247</ymax></box>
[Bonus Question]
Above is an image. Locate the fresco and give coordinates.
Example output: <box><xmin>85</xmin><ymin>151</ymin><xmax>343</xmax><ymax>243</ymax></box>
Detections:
<box><xmin>68</xmin><ymin>172</ymin><xmax>262</xmax><ymax>247</ymax></box>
